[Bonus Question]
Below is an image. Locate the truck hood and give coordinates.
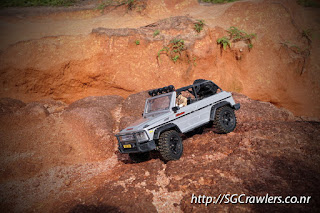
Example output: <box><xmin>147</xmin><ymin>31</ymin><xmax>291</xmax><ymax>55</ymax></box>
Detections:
<box><xmin>119</xmin><ymin>113</ymin><xmax>167</xmax><ymax>134</ymax></box>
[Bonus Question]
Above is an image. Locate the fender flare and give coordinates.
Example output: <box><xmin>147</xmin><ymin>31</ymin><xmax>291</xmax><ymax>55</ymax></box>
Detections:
<box><xmin>210</xmin><ymin>101</ymin><xmax>232</xmax><ymax>120</ymax></box>
<box><xmin>153</xmin><ymin>123</ymin><xmax>181</xmax><ymax>140</ymax></box>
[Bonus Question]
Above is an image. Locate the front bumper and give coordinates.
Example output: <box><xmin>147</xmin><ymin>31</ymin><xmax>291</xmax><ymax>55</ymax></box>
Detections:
<box><xmin>117</xmin><ymin>139</ymin><xmax>157</xmax><ymax>154</ymax></box>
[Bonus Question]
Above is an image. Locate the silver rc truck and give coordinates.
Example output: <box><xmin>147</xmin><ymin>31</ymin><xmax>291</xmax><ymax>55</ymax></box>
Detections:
<box><xmin>115</xmin><ymin>79</ymin><xmax>240</xmax><ymax>162</ymax></box>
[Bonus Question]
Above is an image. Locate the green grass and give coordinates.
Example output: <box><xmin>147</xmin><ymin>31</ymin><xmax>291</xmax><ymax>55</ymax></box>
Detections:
<box><xmin>0</xmin><ymin>0</ymin><xmax>77</xmax><ymax>7</ymax></box>
<box><xmin>201</xmin><ymin>0</ymin><xmax>237</xmax><ymax>3</ymax></box>
<box><xmin>135</xmin><ymin>40</ymin><xmax>140</xmax><ymax>45</ymax></box>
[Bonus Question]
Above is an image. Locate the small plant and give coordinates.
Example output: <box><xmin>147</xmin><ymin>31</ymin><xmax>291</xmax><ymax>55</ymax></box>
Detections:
<box><xmin>193</xmin><ymin>57</ymin><xmax>197</xmax><ymax>66</ymax></box>
<box><xmin>153</xmin><ymin>30</ymin><xmax>160</xmax><ymax>37</ymax></box>
<box><xmin>96</xmin><ymin>0</ymin><xmax>121</xmax><ymax>11</ymax></box>
<box><xmin>157</xmin><ymin>47</ymin><xmax>169</xmax><ymax>63</ymax></box>
<box><xmin>217</xmin><ymin>36</ymin><xmax>231</xmax><ymax>50</ymax></box>
<box><xmin>280</xmin><ymin>40</ymin><xmax>310</xmax><ymax>75</ymax></box>
<box><xmin>188</xmin><ymin>57</ymin><xmax>197</xmax><ymax>66</ymax></box>
<box><xmin>217</xmin><ymin>26</ymin><xmax>256</xmax><ymax>50</ymax></box>
<box><xmin>157</xmin><ymin>38</ymin><xmax>186</xmax><ymax>63</ymax></box>
<box><xmin>227</xmin><ymin>26</ymin><xmax>256</xmax><ymax>45</ymax></box>
<box><xmin>280</xmin><ymin>41</ymin><xmax>304</xmax><ymax>54</ymax></box>
<box><xmin>125</xmin><ymin>0</ymin><xmax>135</xmax><ymax>10</ymax></box>
<box><xmin>194</xmin><ymin>20</ymin><xmax>205</xmax><ymax>33</ymax></box>
<box><xmin>170</xmin><ymin>39</ymin><xmax>185</xmax><ymax>54</ymax></box>
<box><xmin>135</xmin><ymin>40</ymin><xmax>140</xmax><ymax>45</ymax></box>
<box><xmin>302</xmin><ymin>28</ymin><xmax>313</xmax><ymax>44</ymax></box>
<box><xmin>172</xmin><ymin>55</ymin><xmax>180</xmax><ymax>63</ymax></box>
<box><xmin>96</xmin><ymin>3</ymin><xmax>107</xmax><ymax>10</ymax></box>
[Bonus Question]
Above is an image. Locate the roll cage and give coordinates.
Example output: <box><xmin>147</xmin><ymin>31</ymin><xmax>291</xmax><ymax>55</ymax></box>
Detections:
<box><xmin>175</xmin><ymin>80</ymin><xmax>222</xmax><ymax>104</ymax></box>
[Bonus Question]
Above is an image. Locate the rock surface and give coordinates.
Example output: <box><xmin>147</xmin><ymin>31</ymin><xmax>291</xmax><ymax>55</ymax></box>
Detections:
<box><xmin>0</xmin><ymin>92</ymin><xmax>319</xmax><ymax>212</ymax></box>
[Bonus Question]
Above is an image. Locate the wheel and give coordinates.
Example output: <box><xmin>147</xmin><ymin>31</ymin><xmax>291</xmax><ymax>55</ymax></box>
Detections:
<box><xmin>158</xmin><ymin>130</ymin><xmax>183</xmax><ymax>161</ymax></box>
<box><xmin>129</xmin><ymin>152</ymin><xmax>150</xmax><ymax>163</ymax></box>
<box><xmin>212</xmin><ymin>105</ymin><xmax>237</xmax><ymax>134</ymax></box>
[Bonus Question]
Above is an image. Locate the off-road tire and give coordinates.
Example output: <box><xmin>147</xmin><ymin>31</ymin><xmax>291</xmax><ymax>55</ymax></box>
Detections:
<box><xmin>129</xmin><ymin>152</ymin><xmax>150</xmax><ymax>163</ymax></box>
<box><xmin>158</xmin><ymin>130</ymin><xmax>183</xmax><ymax>161</ymax></box>
<box><xmin>212</xmin><ymin>105</ymin><xmax>236</xmax><ymax>134</ymax></box>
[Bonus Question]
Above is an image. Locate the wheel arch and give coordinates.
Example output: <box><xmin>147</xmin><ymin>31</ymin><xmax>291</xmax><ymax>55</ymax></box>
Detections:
<box><xmin>210</xmin><ymin>101</ymin><xmax>233</xmax><ymax>120</ymax></box>
<box><xmin>153</xmin><ymin>123</ymin><xmax>181</xmax><ymax>140</ymax></box>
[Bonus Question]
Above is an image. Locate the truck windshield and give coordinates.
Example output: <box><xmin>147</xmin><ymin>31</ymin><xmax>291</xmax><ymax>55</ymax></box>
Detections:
<box><xmin>145</xmin><ymin>93</ymin><xmax>172</xmax><ymax>114</ymax></box>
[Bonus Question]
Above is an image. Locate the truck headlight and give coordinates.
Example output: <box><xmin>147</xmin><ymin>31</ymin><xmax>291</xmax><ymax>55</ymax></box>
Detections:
<box><xmin>119</xmin><ymin>134</ymin><xmax>135</xmax><ymax>142</ymax></box>
<box><xmin>135</xmin><ymin>131</ymin><xmax>149</xmax><ymax>142</ymax></box>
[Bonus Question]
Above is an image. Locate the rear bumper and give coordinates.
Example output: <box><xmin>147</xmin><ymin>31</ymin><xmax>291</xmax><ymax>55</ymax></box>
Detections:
<box><xmin>233</xmin><ymin>103</ymin><xmax>240</xmax><ymax>110</ymax></box>
<box><xmin>118</xmin><ymin>140</ymin><xmax>156</xmax><ymax>154</ymax></box>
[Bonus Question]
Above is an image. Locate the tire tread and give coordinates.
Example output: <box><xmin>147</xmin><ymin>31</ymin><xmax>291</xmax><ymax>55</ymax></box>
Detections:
<box><xmin>158</xmin><ymin>130</ymin><xmax>182</xmax><ymax>161</ymax></box>
<box><xmin>212</xmin><ymin>106</ymin><xmax>237</xmax><ymax>134</ymax></box>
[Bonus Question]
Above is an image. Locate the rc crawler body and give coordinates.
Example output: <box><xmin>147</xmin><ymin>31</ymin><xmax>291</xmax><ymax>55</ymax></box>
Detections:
<box><xmin>115</xmin><ymin>79</ymin><xmax>240</xmax><ymax>162</ymax></box>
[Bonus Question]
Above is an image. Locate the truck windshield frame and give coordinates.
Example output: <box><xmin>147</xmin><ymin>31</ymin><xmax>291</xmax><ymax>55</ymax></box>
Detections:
<box><xmin>144</xmin><ymin>92</ymin><xmax>174</xmax><ymax>116</ymax></box>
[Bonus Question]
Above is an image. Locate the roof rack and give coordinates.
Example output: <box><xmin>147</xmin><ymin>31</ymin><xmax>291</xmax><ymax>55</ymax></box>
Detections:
<box><xmin>148</xmin><ymin>85</ymin><xmax>175</xmax><ymax>97</ymax></box>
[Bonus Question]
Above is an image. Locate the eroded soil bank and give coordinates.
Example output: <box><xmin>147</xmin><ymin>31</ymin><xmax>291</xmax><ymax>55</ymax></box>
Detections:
<box><xmin>0</xmin><ymin>0</ymin><xmax>320</xmax><ymax>117</ymax></box>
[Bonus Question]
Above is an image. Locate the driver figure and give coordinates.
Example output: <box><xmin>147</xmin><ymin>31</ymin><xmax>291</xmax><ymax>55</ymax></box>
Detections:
<box><xmin>176</xmin><ymin>92</ymin><xmax>187</xmax><ymax>107</ymax></box>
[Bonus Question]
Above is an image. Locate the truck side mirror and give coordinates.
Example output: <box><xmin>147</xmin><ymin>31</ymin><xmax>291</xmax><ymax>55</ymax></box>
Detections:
<box><xmin>172</xmin><ymin>106</ymin><xmax>180</xmax><ymax>113</ymax></box>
